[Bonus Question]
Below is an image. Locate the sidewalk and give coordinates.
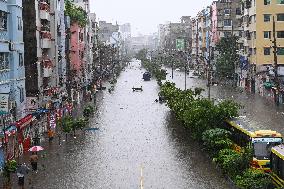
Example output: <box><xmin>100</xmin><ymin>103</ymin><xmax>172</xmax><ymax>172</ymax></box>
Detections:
<box><xmin>0</xmin><ymin>97</ymin><xmax>96</xmax><ymax>189</ymax></box>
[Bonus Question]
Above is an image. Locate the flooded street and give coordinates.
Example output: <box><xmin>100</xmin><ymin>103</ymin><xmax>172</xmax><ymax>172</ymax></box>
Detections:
<box><xmin>24</xmin><ymin>61</ymin><xmax>230</xmax><ymax>189</ymax></box>
<box><xmin>168</xmin><ymin>68</ymin><xmax>284</xmax><ymax>134</ymax></box>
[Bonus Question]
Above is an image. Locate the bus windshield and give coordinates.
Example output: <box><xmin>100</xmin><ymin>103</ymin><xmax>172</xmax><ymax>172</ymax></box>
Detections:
<box><xmin>253</xmin><ymin>138</ymin><xmax>283</xmax><ymax>160</ymax></box>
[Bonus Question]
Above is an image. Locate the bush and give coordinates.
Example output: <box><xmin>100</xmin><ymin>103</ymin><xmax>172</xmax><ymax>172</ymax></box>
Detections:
<box><xmin>83</xmin><ymin>105</ymin><xmax>94</xmax><ymax>117</ymax></box>
<box><xmin>61</xmin><ymin>116</ymin><xmax>73</xmax><ymax>133</ymax></box>
<box><xmin>235</xmin><ymin>168</ymin><xmax>272</xmax><ymax>189</ymax></box>
<box><xmin>74</xmin><ymin>117</ymin><xmax>88</xmax><ymax>130</ymax></box>
<box><xmin>215</xmin><ymin>146</ymin><xmax>253</xmax><ymax>178</ymax></box>
<box><xmin>202</xmin><ymin>128</ymin><xmax>233</xmax><ymax>156</ymax></box>
<box><xmin>215</xmin><ymin>149</ymin><xmax>243</xmax><ymax>177</ymax></box>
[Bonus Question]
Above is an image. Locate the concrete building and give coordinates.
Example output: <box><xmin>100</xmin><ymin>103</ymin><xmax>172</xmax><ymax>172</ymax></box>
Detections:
<box><xmin>159</xmin><ymin>17</ymin><xmax>192</xmax><ymax>54</ymax></box>
<box><xmin>23</xmin><ymin>0</ymin><xmax>61</xmax><ymax>109</ymax></box>
<box><xmin>0</xmin><ymin>0</ymin><xmax>25</xmax><ymax>121</ymax></box>
<box><xmin>241</xmin><ymin>0</ymin><xmax>284</xmax><ymax>102</ymax></box>
<box><xmin>98</xmin><ymin>21</ymin><xmax>119</xmax><ymax>43</ymax></box>
<box><xmin>211</xmin><ymin>0</ymin><xmax>243</xmax><ymax>45</ymax></box>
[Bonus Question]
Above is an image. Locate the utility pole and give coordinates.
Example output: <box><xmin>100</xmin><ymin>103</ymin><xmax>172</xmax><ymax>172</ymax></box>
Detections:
<box><xmin>272</xmin><ymin>16</ymin><xmax>279</xmax><ymax>106</ymax></box>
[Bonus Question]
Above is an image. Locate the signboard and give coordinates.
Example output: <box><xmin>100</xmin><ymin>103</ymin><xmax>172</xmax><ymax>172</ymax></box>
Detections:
<box><xmin>49</xmin><ymin>113</ymin><xmax>56</xmax><ymax>129</ymax></box>
<box><xmin>0</xmin><ymin>94</ymin><xmax>9</xmax><ymax>114</ymax></box>
<box><xmin>176</xmin><ymin>39</ymin><xmax>185</xmax><ymax>51</ymax></box>
<box><xmin>26</xmin><ymin>97</ymin><xmax>38</xmax><ymax>111</ymax></box>
<box><xmin>252</xmin><ymin>138</ymin><xmax>283</xmax><ymax>143</ymax></box>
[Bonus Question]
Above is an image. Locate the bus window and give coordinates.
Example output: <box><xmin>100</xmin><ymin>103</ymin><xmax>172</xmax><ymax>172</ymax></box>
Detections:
<box><xmin>254</xmin><ymin>142</ymin><xmax>282</xmax><ymax>160</ymax></box>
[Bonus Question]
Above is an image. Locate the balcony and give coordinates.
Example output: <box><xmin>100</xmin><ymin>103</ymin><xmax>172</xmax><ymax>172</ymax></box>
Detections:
<box><xmin>39</xmin><ymin>2</ymin><xmax>50</xmax><ymax>21</ymax></box>
<box><xmin>42</xmin><ymin>59</ymin><xmax>53</xmax><ymax>78</ymax></box>
<box><xmin>40</xmin><ymin>31</ymin><xmax>51</xmax><ymax>49</ymax></box>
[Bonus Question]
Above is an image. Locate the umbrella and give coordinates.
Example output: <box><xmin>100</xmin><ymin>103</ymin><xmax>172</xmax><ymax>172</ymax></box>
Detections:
<box><xmin>84</xmin><ymin>128</ymin><xmax>99</xmax><ymax>132</ymax></box>
<box><xmin>16</xmin><ymin>164</ymin><xmax>30</xmax><ymax>175</ymax></box>
<box><xmin>29</xmin><ymin>146</ymin><xmax>44</xmax><ymax>152</ymax></box>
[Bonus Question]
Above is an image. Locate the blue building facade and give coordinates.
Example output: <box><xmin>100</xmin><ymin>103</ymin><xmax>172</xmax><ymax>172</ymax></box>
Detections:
<box><xmin>0</xmin><ymin>0</ymin><xmax>25</xmax><ymax>121</ymax></box>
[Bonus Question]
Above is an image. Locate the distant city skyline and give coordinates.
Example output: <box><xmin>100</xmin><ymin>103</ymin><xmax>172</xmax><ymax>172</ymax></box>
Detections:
<box><xmin>90</xmin><ymin>0</ymin><xmax>213</xmax><ymax>36</ymax></box>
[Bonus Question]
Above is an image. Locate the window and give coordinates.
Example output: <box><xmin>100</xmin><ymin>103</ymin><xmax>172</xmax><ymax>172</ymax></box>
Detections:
<box><xmin>264</xmin><ymin>0</ymin><xmax>271</xmax><ymax>5</ymax></box>
<box><xmin>0</xmin><ymin>11</ymin><xmax>7</xmax><ymax>30</ymax></box>
<box><xmin>277</xmin><ymin>31</ymin><xmax>284</xmax><ymax>38</ymax></box>
<box><xmin>264</xmin><ymin>31</ymin><xmax>271</xmax><ymax>38</ymax></box>
<box><xmin>264</xmin><ymin>47</ymin><xmax>271</xmax><ymax>55</ymax></box>
<box><xmin>224</xmin><ymin>31</ymin><xmax>231</xmax><ymax>38</ymax></box>
<box><xmin>277</xmin><ymin>14</ymin><xmax>284</xmax><ymax>21</ymax></box>
<box><xmin>277</xmin><ymin>0</ymin><xmax>284</xmax><ymax>4</ymax></box>
<box><xmin>224</xmin><ymin>19</ymin><xmax>232</xmax><ymax>26</ymax></box>
<box><xmin>264</xmin><ymin>14</ymin><xmax>271</xmax><ymax>22</ymax></box>
<box><xmin>236</xmin><ymin>8</ymin><xmax>242</xmax><ymax>15</ymax></box>
<box><xmin>19</xmin><ymin>53</ymin><xmax>23</xmax><ymax>66</ymax></box>
<box><xmin>224</xmin><ymin>9</ymin><xmax>231</xmax><ymax>15</ymax></box>
<box><xmin>17</xmin><ymin>17</ymin><xmax>22</xmax><ymax>30</ymax></box>
<box><xmin>278</xmin><ymin>47</ymin><xmax>284</xmax><ymax>55</ymax></box>
<box><xmin>19</xmin><ymin>87</ymin><xmax>24</xmax><ymax>103</ymax></box>
<box><xmin>0</xmin><ymin>52</ymin><xmax>9</xmax><ymax>70</ymax></box>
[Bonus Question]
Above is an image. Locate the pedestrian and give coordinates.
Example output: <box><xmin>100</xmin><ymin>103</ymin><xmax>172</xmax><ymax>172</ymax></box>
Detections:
<box><xmin>30</xmin><ymin>152</ymin><xmax>38</xmax><ymax>172</ymax></box>
<box><xmin>48</xmin><ymin>129</ymin><xmax>54</xmax><ymax>142</ymax></box>
<box><xmin>17</xmin><ymin>171</ymin><xmax>25</xmax><ymax>188</ymax></box>
<box><xmin>16</xmin><ymin>163</ymin><xmax>29</xmax><ymax>188</ymax></box>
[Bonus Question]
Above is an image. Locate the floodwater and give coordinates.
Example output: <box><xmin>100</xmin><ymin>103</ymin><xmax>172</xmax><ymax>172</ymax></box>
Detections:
<box><xmin>18</xmin><ymin>60</ymin><xmax>231</xmax><ymax>189</ymax></box>
<box><xmin>168</xmin><ymin>67</ymin><xmax>284</xmax><ymax>134</ymax></box>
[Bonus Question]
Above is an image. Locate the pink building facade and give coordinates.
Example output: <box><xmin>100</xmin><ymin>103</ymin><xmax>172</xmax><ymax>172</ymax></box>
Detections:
<box><xmin>211</xmin><ymin>2</ymin><xmax>219</xmax><ymax>45</ymax></box>
<box><xmin>70</xmin><ymin>22</ymin><xmax>85</xmax><ymax>77</ymax></box>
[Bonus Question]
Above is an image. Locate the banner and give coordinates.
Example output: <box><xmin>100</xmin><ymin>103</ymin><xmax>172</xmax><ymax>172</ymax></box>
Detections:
<box><xmin>0</xmin><ymin>94</ymin><xmax>9</xmax><ymax>114</ymax></box>
<box><xmin>26</xmin><ymin>97</ymin><xmax>39</xmax><ymax>111</ymax></box>
<box><xmin>176</xmin><ymin>39</ymin><xmax>185</xmax><ymax>51</ymax></box>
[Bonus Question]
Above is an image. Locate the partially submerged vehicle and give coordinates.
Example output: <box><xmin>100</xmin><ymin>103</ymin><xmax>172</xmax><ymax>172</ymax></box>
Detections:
<box><xmin>143</xmin><ymin>72</ymin><xmax>151</xmax><ymax>81</ymax></box>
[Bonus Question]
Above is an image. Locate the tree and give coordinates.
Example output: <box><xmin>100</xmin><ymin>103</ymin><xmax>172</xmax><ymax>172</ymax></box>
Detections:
<box><xmin>135</xmin><ymin>49</ymin><xmax>148</xmax><ymax>61</ymax></box>
<box><xmin>215</xmin><ymin>35</ymin><xmax>239</xmax><ymax>80</ymax></box>
<box><xmin>65</xmin><ymin>0</ymin><xmax>88</xmax><ymax>27</ymax></box>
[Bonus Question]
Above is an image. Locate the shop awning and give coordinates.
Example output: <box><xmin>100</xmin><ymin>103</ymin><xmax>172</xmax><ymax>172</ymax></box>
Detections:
<box><xmin>16</xmin><ymin>114</ymin><xmax>33</xmax><ymax>130</ymax></box>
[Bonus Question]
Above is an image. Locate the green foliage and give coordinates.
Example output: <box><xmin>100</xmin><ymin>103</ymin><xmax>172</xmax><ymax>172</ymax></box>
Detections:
<box><xmin>160</xmin><ymin>82</ymin><xmax>239</xmax><ymax>138</ymax></box>
<box><xmin>135</xmin><ymin>49</ymin><xmax>148</xmax><ymax>61</ymax></box>
<box><xmin>65</xmin><ymin>0</ymin><xmax>88</xmax><ymax>27</ymax></box>
<box><xmin>142</xmin><ymin>59</ymin><xmax>167</xmax><ymax>86</ymax></box>
<box><xmin>215</xmin><ymin>146</ymin><xmax>253</xmax><ymax>178</ymax></box>
<box><xmin>215</xmin><ymin>149</ymin><xmax>243</xmax><ymax>177</ymax></box>
<box><xmin>74</xmin><ymin>117</ymin><xmax>88</xmax><ymax>130</ymax></box>
<box><xmin>83</xmin><ymin>105</ymin><xmax>94</xmax><ymax>117</ymax></box>
<box><xmin>61</xmin><ymin>116</ymin><xmax>73</xmax><ymax>133</ymax></box>
<box><xmin>202</xmin><ymin>128</ymin><xmax>233</xmax><ymax>156</ymax></box>
<box><xmin>4</xmin><ymin>160</ymin><xmax>17</xmax><ymax>173</ymax></box>
<box><xmin>215</xmin><ymin>35</ymin><xmax>239</xmax><ymax>80</ymax></box>
<box><xmin>235</xmin><ymin>169</ymin><xmax>272</xmax><ymax>189</ymax></box>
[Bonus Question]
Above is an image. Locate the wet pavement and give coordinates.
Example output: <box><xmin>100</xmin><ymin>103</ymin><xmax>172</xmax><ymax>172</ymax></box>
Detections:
<box><xmin>11</xmin><ymin>61</ymin><xmax>231</xmax><ymax>189</ymax></box>
<box><xmin>167</xmin><ymin>68</ymin><xmax>284</xmax><ymax>134</ymax></box>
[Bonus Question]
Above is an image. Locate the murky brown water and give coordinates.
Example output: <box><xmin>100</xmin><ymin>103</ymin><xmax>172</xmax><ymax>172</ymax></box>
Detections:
<box><xmin>17</xmin><ymin>61</ymin><xmax>230</xmax><ymax>189</ymax></box>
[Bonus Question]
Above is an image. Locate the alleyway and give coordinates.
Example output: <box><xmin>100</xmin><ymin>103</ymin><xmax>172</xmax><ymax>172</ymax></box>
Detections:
<box><xmin>10</xmin><ymin>61</ymin><xmax>230</xmax><ymax>189</ymax></box>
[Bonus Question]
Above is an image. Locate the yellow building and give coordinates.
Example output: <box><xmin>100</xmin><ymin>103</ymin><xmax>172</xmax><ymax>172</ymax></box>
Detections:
<box><xmin>242</xmin><ymin>0</ymin><xmax>284</xmax><ymax>99</ymax></box>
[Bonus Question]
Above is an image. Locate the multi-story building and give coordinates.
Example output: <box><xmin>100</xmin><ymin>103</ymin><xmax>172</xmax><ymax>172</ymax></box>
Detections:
<box><xmin>23</xmin><ymin>0</ymin><xmax>61</xmax><ymax>109</ymax></box>
<box><xmin>98</xmin><ymin>21</ymin><xmax>119</xmax><ymax>43</ymax></box>
<box><xmin>0</xmin><ymin>0</ymin><xmax>25</xmax><ymax>166</ymax></box>
<box><xmin>241</xmin><ymin>0</ymin><xmax>284</xmax><ymax>102</ymax></box>
<box><xmin>0</xmin><ymin>0</ymin><xmax>25</xmax><ymax>121</ymax></box>
<box><xmin>211</xmin><ymin>0</ymin><xmax>243</xmax><ymax>45</ymax></box>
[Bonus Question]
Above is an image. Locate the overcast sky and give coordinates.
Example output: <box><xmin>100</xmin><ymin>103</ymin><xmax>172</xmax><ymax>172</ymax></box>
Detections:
<box><xmin>90</xmin><ymin>0</ymin><xmax>213</xmax><ymax>36</ymax></box>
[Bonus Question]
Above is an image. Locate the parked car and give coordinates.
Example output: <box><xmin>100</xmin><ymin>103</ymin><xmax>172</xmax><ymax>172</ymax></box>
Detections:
<box><xmin>143</xmin><ymin>72</ymin><xmax>151</xmax><ymax>81</ymax></box>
